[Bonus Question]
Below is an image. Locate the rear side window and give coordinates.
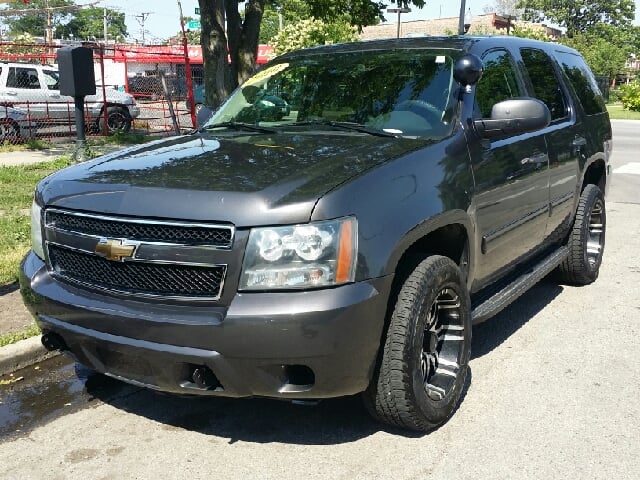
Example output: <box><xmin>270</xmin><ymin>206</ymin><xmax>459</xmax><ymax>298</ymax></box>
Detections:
<box><xmin>475</xmin><ymin>49</ymin><xmax>523</xmax><ymax>118</ymax></box>
<box><xmin>520</xmin><ymin>48</ymin><xmax>568</xmax><ymax>122</ymax></box>
<box><xmin>554</xmin><ymin>51</ymin><xmax>606</xmax><ymax>115</ymax></box>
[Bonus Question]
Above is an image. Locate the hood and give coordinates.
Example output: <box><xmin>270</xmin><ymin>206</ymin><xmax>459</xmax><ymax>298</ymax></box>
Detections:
<box><xmin>38</xmin><ymin>132</ymin><xmax>428</xmax><ymax>227</ymax></box>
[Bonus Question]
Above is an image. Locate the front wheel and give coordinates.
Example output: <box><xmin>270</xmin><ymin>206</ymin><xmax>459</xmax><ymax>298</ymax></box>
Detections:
<box><xmin>365</xmin><ymin>255</ymin><xmax>472</xmax><ymax>431</ymax></box>
<box><xmin>99</xmin><ymin>106</ymin><xmax>132</xmax><ymax>134</ymax></box>
<box><xmin>557</xmin><ymin>184</ymin><xmax>606</xmax><ymax>285</ymax></box>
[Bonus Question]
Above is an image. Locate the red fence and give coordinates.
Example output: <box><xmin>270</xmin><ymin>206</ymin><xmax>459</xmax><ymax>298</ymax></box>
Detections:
<box><xmin>0</xmin><ymin>41</ymin><xmax>274</xmax><ymax>145</ymax></box>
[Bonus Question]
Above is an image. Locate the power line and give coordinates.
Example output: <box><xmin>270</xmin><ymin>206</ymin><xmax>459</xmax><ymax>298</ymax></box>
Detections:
<box><xmin>134</xmin><ymin>11</ymin><xmax>152</xmax><ymax>44</ymax></box>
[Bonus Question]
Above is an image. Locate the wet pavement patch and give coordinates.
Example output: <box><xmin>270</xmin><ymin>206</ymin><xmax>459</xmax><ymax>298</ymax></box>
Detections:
<box><xmin>0</xmin><ymin>355</ymin><xmax>131</xmax><ymax>439</ymax></box>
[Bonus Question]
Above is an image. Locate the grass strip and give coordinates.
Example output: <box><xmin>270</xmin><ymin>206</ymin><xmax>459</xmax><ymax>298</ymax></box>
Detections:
<box><xmin>0</xmin><ymin>323</ymin><xmax>41</xmax><ymax>348</ymax></box>
<box><xmin>0</xmin><ymin>156</ymin><xmax>73</xmax><ymax>285</ymax></box>
<box><xmin>606</xmin><ymin>104</ymin><xmax>640</xmax><ymax>120</ymax></box>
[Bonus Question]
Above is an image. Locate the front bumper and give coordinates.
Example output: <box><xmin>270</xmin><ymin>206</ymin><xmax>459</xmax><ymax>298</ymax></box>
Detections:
<box><xmin>20</xmin><ymin>251</ymin><xmax>392</xmax><ymax>399</ymax></box>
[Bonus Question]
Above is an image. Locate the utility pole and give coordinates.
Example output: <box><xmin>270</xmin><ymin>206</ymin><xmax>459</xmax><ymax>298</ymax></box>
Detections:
<box><xmin>458</xmin><ymin>0</ymin><xmax>466</xmax><ymax>35</ymax></box>
<box><xmin>177</xmin><ymin>0</ymin><xmax>196</xmax><ymax>129</ymax></box>
<box><xmin>45</xmin><ymin>0</ymin><xmax>53</xmax><ymax>44</ymax></box>
<box><xmin>103</xmin><ymin>7</ymin><xmax>108</xmax><ymax>42</ymax></box>
<box><xmin>135</xmin><ymin>12</ymin><xmax>152</xmax><ymax>44</ymax></box>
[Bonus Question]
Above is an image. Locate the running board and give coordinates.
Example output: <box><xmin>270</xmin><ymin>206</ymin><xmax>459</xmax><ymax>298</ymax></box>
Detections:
<box><xmin>471</xmin><ymin>246</ymin><xmax>569</xmax><ymax>324</ymax></box>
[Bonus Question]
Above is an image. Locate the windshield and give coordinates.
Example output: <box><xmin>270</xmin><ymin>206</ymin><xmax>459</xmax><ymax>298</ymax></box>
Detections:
<box><xmin>205</xmin><ymin>49</ymin><xmax>458</xmax><ymax>138</ymax></box>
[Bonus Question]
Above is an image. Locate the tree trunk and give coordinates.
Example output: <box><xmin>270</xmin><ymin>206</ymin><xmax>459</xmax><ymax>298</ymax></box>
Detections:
<box><xmin>198</xmin><ymin>0</ymin><xmax>265</xmax><ymax>109</ymax></box>
<box><xmin>199</xmin><ymin>1</ymin><xmax>230</xmax><ymax>109</ymax></box>
<box><xmin>237</xmin><ymin>0</ymin><xmax>265</xmax><ymax>84</ymax></box>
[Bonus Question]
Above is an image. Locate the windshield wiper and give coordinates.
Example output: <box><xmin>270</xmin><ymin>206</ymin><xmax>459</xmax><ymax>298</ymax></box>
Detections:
<box><xmin>281</xmin><ymin>120</ymin><xmax>398</xmax><ymax>138</ymax></box>
<box><xmin>202</xmin><ymin>121</ymin><xmax>277</xmax><ymax>134</ymax></box>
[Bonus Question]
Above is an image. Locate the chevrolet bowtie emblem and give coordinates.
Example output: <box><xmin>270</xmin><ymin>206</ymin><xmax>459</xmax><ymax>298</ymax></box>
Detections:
<box><xmin>95</xmin><ymin>238</ymin><xmax>137</xmax><ymax>261</ymax></box>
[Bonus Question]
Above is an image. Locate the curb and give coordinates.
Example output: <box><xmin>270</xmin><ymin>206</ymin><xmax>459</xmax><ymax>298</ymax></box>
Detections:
<box><xmin>0</xmin><ymin>336</ymin><xmax>59</xmax><ymax>376</ymax></box>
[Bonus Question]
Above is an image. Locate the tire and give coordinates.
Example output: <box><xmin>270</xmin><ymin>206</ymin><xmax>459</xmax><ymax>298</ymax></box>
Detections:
<box><xmin>557</xmin><ymin>184</ymin><xmax>606</xmax><ymax>285</ymax></box>
<box><xmin>0</xmin><ymin>120</ymin><xmax>20</xmax><ymax>144</ymax></box>
<box><xmin>99</xmin><ymin>106</ymin><xmax>132</xmax><ymax>134</ymax></box>
<box><xmin>365</xmin><ymin>255</ymin><xmax>472</xmax><ymax>431</ymax></box>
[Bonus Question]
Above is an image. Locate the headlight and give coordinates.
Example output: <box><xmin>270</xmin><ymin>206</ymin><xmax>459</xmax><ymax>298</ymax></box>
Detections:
<box><xmin>30</xmin><ymin>200</ymin><xmax>45</xmax><ymax>260</ymax></box>
<box><xmin>239</xmin><ymin>217</ymin><xmax>357</xmax><ymax>290</ymax></box>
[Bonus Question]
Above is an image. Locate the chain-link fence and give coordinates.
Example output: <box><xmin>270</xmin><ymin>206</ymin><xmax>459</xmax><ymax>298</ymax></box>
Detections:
<box><xmin>0</xmin><ymin>41</ymin><xmax>199</xmax><ymax>145</ymax></box>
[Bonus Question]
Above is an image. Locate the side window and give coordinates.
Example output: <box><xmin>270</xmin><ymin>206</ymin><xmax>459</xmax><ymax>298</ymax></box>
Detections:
<box><xmin>42</xmin><ymin>70</ymin><xmax>60</xmax><ymax>91</ymax></box>
<box><xmin>7</xmin><ymin>67</ymin><xmax>41</xmax><ymax>89</ymax></box>
<box><xmin>554</xmin><ymin>51</ymin><xmax>606</xmax><ymax>115</ymax></box>
<box><xmin>475</xmin><ymin>49</ymin><xmax>522</xmax><ymax>118</ymax></box>
<box><xmin>520</xmin><ymin>48</ymin><xmax>568</xmax><ymax>121</ymax></box>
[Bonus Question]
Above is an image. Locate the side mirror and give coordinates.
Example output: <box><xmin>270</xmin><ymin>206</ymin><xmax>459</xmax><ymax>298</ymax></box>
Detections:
<box><xmin>196</xmin><ymin>106</ymin><xmax>213</xmax><ymax>129</ymax></box>
<box><xmin>474</xmin><ymin>97</ymin><xmax>551</xmax><ymax>138</ymax></box>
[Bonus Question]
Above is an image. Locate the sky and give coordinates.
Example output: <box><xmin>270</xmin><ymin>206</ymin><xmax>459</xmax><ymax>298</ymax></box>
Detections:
<box><xmin>98</xmin><ymin>1</ymin><xmax>501</xmax><ymax>43</ymax></box>
<box><xmin>16</xmin><ymin>0</ymin><xmax>640</xmax><ymax>44</ymax></box>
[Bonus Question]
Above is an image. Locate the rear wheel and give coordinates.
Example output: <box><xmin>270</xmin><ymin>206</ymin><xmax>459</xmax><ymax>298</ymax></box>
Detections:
<box><xmin>365</xmin><ymin>255</ymin><xmax>472</xmax><ymax>431</ymax></box>
<box><xmin>557</xmin><ymin>184</ymin><xmax>606</xmax><ymax>285</ymax></box>
<box><xmin>99</xmin><ymin>106</ymin><xmax>132</xmax><ymax>133</ymax></box>
<box><xmin>0</xmin><ymin>120</ymin><xmax>20</xmax><ymax>144</ymax></box>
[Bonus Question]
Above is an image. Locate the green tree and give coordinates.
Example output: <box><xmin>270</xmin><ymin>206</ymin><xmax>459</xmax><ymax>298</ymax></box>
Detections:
<box><xmin>517</xmin><ymin>0</ymin><xmax>636</xmax><ymax>38</ymax></box>
<box><xmin>198</xmin><ymin>0</ymin><xmax>428</xmax><ymax>109</ymax></box>
<box><xmin>165</xmin><ymin>16</ymin><xmax>200</xmax><ymax>45</ymax></box>
<box><xmin>2</xmin><ymin>0</ymin><xmax>74</xmax><ymax>37</ymax></box>
<box><xmin>56</xmin><ymin>7</ymin><xmax>127</xmax><ymax>41</ymax></box>
<box><xmin>259</xmin><ymin>1</ymin><xmax>311</xmax><ymax>43</ymax></box>
<box><xmin>270</xmin><ymin>18</ymin><xmax>358</xmax><ymax>55</ymax></box>
<box><xmin>561</xmin><ymin>34</ymin><xmax>628</xmax><ymax>84</ymax></box>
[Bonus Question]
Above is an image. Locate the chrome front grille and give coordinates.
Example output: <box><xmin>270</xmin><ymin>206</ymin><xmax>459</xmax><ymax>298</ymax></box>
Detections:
<box><xmin>43</xmin><ymin>209</ymin><xmax>233</xmax><ymax>300</ymax></box>
<box><xmin>45</xmin><ymin>210</ymin><xmax>233</xmax><ymax>247</ymax></box>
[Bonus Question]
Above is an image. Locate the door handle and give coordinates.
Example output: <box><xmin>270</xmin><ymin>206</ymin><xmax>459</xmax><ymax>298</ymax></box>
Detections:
<box><xmin>5</xmin><ymin>91</ymin><xmax>18</xmax><ymax>96</ymax></box>
<box><xmin>572</xmin><ymin>137</ymin><xmax>587</xmax><ymax>148</ymax></box>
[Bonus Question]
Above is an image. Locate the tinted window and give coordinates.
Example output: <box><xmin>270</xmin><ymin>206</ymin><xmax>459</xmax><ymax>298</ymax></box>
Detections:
<box><xmin>7</xmin><ymin>67</ymin><xmax>41</xmax><ymax>89</ymax></box>
<box><xmin>475</xmin><ymin>49</ymin><xmax>522</xmax><ymax>118</ymax></box>
<box><xmin>555</xmin><ymin>51</ymin><xmax>606</xmax><ymax>115</ymax></box>
<box><xmin>520</xmin><ymin>48</ymin><xmax>567</xmax><ymax>121</ymax></box>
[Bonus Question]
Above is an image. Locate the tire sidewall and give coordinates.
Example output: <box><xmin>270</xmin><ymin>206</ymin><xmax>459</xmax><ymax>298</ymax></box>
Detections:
<box><xmin>100</xmin><ymin>107</ymin><xmax>132</xmax><ymax>133</ymax></box>
<box><xmin>408</xmin><ymin>259</ymin><xmax>472</xmax><ymax>425</ymax></box>
<box><xmin>577</xmin><ymin>185</ymin><xmax>606</xmax><ymax>281</ymax></box>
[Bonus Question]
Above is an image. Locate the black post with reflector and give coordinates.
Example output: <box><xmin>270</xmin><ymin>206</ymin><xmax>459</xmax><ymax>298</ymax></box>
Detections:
<box><xmin>56</xmin><ymin>46</ymin><xmax>96</xmax><ymax>162</ymax></box>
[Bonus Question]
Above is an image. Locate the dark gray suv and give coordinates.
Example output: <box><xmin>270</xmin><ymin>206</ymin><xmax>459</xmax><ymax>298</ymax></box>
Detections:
<box><xmin>21</xmin><ymin>36</ymin><xmax>612</xmax><ymax>431</ymax></box>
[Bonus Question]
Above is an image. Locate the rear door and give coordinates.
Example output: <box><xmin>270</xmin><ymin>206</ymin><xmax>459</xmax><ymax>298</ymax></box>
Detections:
<box><xmin>40</xmin><ymin>68</ymin><xmax>74</xmax><ymax>122</ymax></box>
<box><xmin>469</xmin><ymin>48</ymin><xmax>550</xmax><ymax>288</ymax></box>
<box><xmin>4</xmin><ymin>66</ymin><xmax>49</xmax><ymax>120</ymax></box>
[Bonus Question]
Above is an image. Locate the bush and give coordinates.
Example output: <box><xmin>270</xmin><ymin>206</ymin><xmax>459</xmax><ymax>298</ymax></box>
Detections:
<box><xmin>619</xmin><ymin>82</ymin><xmax>640</xmax><ymax>111</ymax></box>
<box><xmin>608</xmin><ymin>89</ymin><xmax>620</xmax><ymax>104</ymax></box>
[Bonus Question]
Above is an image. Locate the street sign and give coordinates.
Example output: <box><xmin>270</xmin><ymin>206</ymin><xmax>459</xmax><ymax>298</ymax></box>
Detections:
<box><xmin>194</xmin><ymin>7</ymin><xmax>199</xmax><ymax>14</ymax></box>
<box><xmin>187</xmin><ymin>20</ymin><xmax>201</xmax><ymax>29</ymax></box>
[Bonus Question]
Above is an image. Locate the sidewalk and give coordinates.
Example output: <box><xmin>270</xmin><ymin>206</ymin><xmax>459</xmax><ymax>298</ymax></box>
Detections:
<box><xmin>0</xmin><ymin>147</ymin><xmax>68</xmax><ymax>167</ymax></box>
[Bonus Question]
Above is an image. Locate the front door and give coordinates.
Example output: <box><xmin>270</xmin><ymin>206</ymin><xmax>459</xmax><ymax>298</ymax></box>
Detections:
<box><xmin>469</xmin><ymin>48</ymin><xmax>550</xmax><ymax>289</ymax></box>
